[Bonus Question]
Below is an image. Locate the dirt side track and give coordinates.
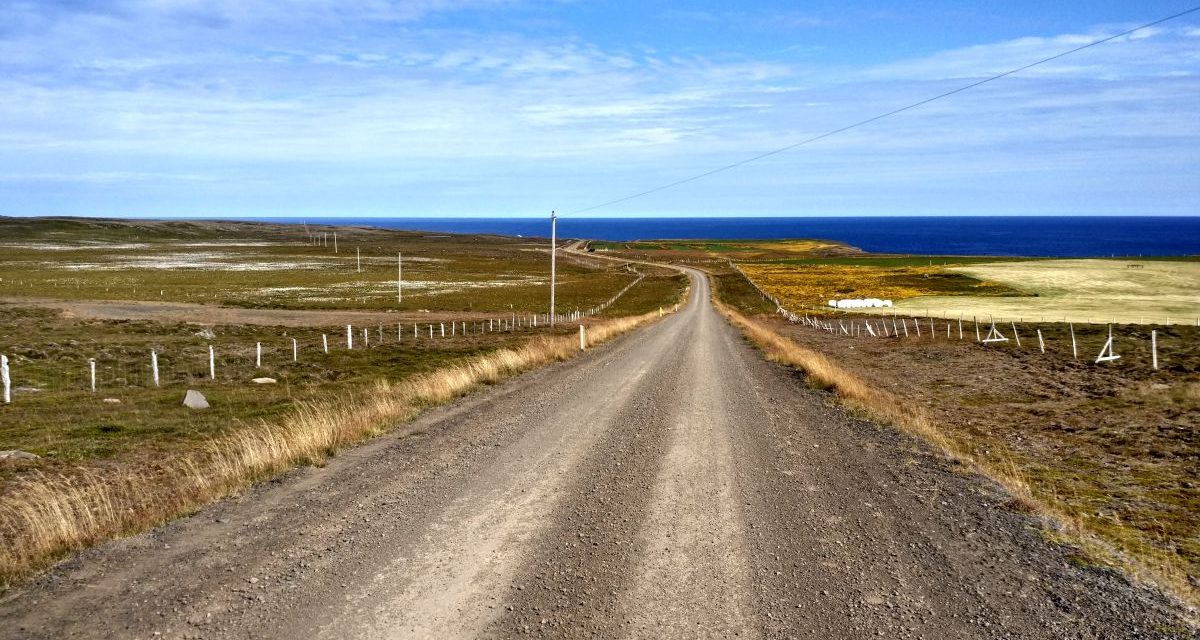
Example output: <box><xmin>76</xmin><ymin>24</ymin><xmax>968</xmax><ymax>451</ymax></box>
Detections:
<box><xmin>0</xmin><ymin>271</ymin><xmax>1190</xmax><ymax>639</ymax></box>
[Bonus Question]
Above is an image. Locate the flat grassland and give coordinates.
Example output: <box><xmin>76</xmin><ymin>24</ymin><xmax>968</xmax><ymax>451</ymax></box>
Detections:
<box><xmin>889</xmin><ymin>259</ymin><xmax>1200</xmax><ymax>324</ymax></box>
<box><xmin>0</xmin><ymin>217</ymin><xmax>653</xmax><ymax>313</ymax></box>
<box><xmin>0</xmin><ymin>217</ymin><xmax>687</xmax><ymax>586</ymax></box>
<box><xmin>599</xmin><ymin>237</ymin><xmax>1199</xmax><ymax>326</ymax></box>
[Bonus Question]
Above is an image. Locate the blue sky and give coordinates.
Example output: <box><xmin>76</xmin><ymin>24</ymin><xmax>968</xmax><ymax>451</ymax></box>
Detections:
<box><xmin>1</xmin><ymin>1</ymin><xmax>1198</xmax><ymax>218</ymax></box>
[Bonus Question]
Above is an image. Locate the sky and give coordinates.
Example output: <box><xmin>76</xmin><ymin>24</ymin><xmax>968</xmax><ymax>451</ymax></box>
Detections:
<box><xmin>1</xmin><ymin>0</ymin><xmax>1198</xmax><ymax>218</ymax></box>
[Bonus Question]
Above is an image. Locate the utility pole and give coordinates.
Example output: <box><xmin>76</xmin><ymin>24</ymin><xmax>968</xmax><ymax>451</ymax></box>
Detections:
<box><xmin>397</xmin><ymin>252</ymin><xmax>403</xmax><ymax>303</ymax></box>
<box><xmin>550</xmin><ymin>211</ymin><xmax>557</xmax><ymax>327</ymax></box>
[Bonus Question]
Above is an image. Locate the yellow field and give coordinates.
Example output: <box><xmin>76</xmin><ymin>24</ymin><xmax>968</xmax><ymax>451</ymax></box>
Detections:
<box><xmin>740</xmin><ymin>263</ymin><xmax>1017</xmax><ymax>311</ymax></box>
<box><xmin>883</xmin><ymin>259</ymin><xmax>1200</xmax><ymax>325</ymax></box>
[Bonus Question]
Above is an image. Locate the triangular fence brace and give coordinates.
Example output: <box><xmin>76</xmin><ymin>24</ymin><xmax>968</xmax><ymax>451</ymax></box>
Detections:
<box><xmin>981</xmin><ymin>322</ymin><xmax>1009</xmax><ymax>344</ymax></box>
<box><xmin>1096</xmin><ymin>326</ymin><xmax>1120</xmax><ymax>363</ymax></box>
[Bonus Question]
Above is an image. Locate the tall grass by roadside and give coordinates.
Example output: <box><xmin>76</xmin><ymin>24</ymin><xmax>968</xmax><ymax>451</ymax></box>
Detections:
<box><xmin>0</xmin><ymin>309</ymin><xmax>668</xmax><ymax>590</ymax></box>
<box><xmin>714</xmin><ymin>299</ymin><xmax>1199</xmax><ymax>616</ymax></box>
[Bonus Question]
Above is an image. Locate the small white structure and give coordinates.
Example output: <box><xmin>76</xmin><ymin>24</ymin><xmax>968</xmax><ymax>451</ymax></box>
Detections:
<box><xmin>827</xmin><ymin>298</ymin><xmax>893</xmax><ymax>309</ymax></box>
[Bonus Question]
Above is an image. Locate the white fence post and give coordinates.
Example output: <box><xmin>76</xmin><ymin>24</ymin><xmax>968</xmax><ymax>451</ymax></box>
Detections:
<box><xmin>1152</xmin><ymin>330</ymin><xmax>1158</xmax><ymax>370</ymax></box>
<box><xmin>1011</xmin><ymin>322</ymin><xmax>1021</xmax><ymax>347</ymax></box>
<box><xmin>1</xmin><ymin>354</ymin><xmax>9</xmax><ymax>403</ymax></box>
<box><xmin>1037</xmin><ymin>330</ymin><xmax>1045</xmax><ymax>353</ymax></box>
<box><xmin>1070</xmin><ymin>323</ymin><xmax>1077</xmax><ymax>360</ymax></box>
<box><xmin>209</xmin><ymin>345</ymin><xmax>216</xmax><ymax>379</ymax></box>
<box><xmin>293</xmin><ymin>338</ymin><xmax>298</xmax><ymax>362</ymax></box>
<box><xmin>89</xmin><ymin>358</ymin><xmax>96</xmax><ymax>392</ymax></box>
<box><xmin>1095</xmin><ymin>325</ymin><xmax>1120</xmax><ymax>363</ymax></box>
<box><xmin>151</xmin><ymin>350</ymin><xmax>160</xmax><ymax>387</ymax></box>
<box><xmin>323</xmin><ymin>334</ymin><xmax>329</xmax><ymax>353</ymax></box>
<box><xmin>363</xmin><ymin>327</ymin><xmax>369</xmax><ymax>346</ymax></box>
<box><xmin>256</xmin><ymin>342</ymin><xmax>262</xmax><ymax>368</ymax></box>
<box><xmin>347</xmin><ymin>324</ymin><xmax>353</xmax><ymax>350</ymax></box>
<box><xmin>580</xmin><ymin>324</ymin><xmax>586</xmax><ymax>350</ymax></box>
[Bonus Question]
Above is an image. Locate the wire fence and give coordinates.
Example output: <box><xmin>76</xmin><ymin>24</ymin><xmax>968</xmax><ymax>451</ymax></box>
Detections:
<box><xmin>735</xmin><ymin>266</ymin><xmax>1198</xmax><ymax>372</ymax></box>
<box><xmin>0</xmin><ymin>266</ymin><xmax>652</xmax><ymax>403</ymax></box>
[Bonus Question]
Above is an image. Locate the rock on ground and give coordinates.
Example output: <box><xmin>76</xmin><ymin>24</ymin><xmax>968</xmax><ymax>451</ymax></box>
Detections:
<box><xmin>183</xmin><ymin>389</ymin><xmax>210</xmax><ymax>410</ymax></box>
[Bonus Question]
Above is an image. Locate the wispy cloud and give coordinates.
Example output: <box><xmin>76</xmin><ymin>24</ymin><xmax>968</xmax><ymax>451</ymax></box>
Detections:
<box><xmin>0</xmin><ymin>2</ymin><xmax>1196</xmax><ymax>216</ymax></box>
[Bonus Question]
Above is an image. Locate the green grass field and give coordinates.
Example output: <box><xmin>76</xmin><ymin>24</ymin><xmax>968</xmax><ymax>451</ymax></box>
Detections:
<box><xmin>0</xmin><ymin>217</ymin><xmax>666</xmax><ymax>315</ymax></box>
<box><xmin>0</xmin><ymin>217</ymin><xmax>687</xmax><ymax>481</ymax></box>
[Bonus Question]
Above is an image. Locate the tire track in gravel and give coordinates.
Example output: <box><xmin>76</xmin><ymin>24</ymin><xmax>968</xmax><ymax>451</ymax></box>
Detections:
<box><xmin>0</xmin><ymin>268</ymin><xmax>1193</xmax><ymax>639</ymax></box>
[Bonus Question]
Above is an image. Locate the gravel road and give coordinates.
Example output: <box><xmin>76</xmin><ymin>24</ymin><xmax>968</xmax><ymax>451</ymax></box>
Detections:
<box><xmin>0</xmin><ymin>271</ymin><xmax>1191</xmax><ymax>639</ymax></box>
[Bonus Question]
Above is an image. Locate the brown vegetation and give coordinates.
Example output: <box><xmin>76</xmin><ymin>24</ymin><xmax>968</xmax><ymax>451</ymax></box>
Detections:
<box><xmin>713</xmin><ymin>299</ymin><xmax>1199</xmax><ymax>615</ymax></box>
<box><xmin>0</xmin><ymin>309</ymin><xmax>669</xmax><ymax>589</ymax></box>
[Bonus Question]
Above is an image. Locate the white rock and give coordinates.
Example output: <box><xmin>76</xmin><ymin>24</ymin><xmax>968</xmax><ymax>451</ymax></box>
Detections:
<box><xmin>251</xmin><ymin>377</ymin><xmax>277</xmax><ymax>384</ymax></box>
<box><xmin>0</xmin><ymin>450</ymin><xmax>39</xmax><ymax>461</ymax></box>
<box><xmin>183</xmin><ymin>389</ymin><xmax>210</xmax><ymax>409</ymax></box>
<box><xmin>102</xmin><ymin>398</ymin><xmax>121</xmax><ymax>404</ymax></box>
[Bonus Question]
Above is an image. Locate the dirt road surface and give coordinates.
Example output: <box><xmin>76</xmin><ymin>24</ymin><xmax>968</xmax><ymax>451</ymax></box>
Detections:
<box><xmin>0</xmin><ymin>271</ymin><xmax>1190</xmax><ymax>638</ymax></box>
<box><xmin>0</xmin><ymin>297</ymin><xmax>510</xmax><ymax>327</ymax></box>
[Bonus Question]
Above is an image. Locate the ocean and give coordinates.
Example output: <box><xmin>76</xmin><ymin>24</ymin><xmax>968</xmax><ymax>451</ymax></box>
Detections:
<box><xmin>248</xmin><ymin>216</ymin><xmax>1200</xmax><ymax>258</ymax></box>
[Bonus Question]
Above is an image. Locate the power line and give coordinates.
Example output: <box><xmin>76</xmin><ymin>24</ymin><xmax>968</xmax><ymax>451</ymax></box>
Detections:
<box><xmin>567</xmin><ymin>5</ymin><xmax>1200</xmax><ymax>215</ymax></box>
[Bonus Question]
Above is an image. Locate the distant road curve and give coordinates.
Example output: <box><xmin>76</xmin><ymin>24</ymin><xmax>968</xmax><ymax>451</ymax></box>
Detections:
<box><xmin>0</xmin><ymin>270</ymin><xmax>1187</xmax><ymax>638</ymax></box>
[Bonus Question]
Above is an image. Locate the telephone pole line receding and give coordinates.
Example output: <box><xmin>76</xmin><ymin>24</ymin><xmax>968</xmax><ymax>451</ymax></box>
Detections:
<box><xmin>549</xmin><ymin>211</ymin><xmax>557</xmax><ymax>327</ymax></box>
<box><xmin>566</xmin><ymin>5</ymin><xmax>1200</xmax><ymax>216</ymax></box>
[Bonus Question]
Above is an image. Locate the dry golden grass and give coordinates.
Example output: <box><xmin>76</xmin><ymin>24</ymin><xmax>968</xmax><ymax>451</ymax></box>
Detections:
<box><xmin>714</xmin><ymin>298</ymin><xmax>1199</xmax><ymax>615</ymax></box>
<box><xmin>0</xmin><ymin>309</ymin><xmax>667</xmax><ymax>589</ymax></box>
<box><xmin>740</xmin><ymin>262</ymin><xmax>1019</xmax><ymax>312</ymax></box>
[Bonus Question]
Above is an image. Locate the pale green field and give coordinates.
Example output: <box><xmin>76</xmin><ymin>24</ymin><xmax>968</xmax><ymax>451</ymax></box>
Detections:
<box><xmin>878</xmin><ymin>259</ymin><xmax>1200</xmax><ymax>325</ymax></box>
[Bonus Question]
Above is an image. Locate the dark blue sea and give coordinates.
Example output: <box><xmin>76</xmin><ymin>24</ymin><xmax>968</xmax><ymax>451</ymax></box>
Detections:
<box><xmin>246</xmin><ymin>216</ymin><xmax>1200</xmax><ymax>258</ymax></box>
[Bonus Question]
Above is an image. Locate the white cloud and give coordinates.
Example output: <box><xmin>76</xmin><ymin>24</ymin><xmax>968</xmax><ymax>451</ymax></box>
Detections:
<box><xmin>0</xmin><ymin>4</ymin><xmax>1196</xmax><ymax>216</ymax></box>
